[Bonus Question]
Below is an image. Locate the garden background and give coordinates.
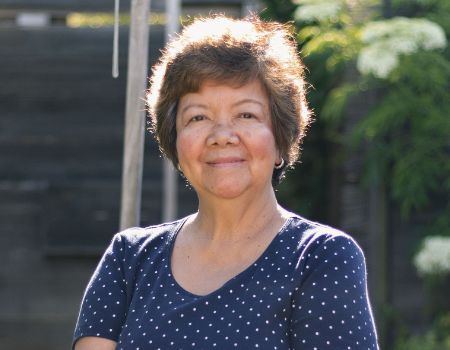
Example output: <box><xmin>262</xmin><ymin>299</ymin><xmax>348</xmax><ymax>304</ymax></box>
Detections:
<box><xmin>0</xmin><ymin>0</ymin><xmax>449</xmax><ymax>349</ymax></box>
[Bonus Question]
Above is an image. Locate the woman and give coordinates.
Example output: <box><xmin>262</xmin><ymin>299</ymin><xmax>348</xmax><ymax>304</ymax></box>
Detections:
<box><xmin>73</xmin><ymin>15</ymin><xmax>379</xmax><ymax>350</ymax></box>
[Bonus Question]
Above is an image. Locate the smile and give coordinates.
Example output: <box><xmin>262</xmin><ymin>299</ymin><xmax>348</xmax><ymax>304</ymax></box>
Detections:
<box><xmin>206</xmin><ymin>157</ymin><xmax>245</xmax><ymax>167</ymax></box>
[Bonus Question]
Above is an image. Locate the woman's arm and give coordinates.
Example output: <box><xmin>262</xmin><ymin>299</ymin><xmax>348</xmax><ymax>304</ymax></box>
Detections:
<box><xmin>290</xmin><ymin>234</ymin><xmax>379</xmax><ymax>349</ymax></box>
<box><xmin>72</xmin><ymin>233</ymin><xmax>130</xmax><ymax>349</ymax></box>
<box><xmin>74</xmin><ymin>336</ymin><xmax>117</xmax><ymax>350</ymax></box>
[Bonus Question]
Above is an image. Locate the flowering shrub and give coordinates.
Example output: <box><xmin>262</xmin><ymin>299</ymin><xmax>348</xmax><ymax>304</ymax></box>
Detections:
<box><xmin>414</xmin><ymin>236</ymin><xmax>450</xmax><ymax>276</ymax></box>
<box><xmin>289</xmin><ymin>0</ymin><xmax>450</xmax><ymax>224</ymax></box>
<box><xmin>293</xmin><ymin>0</ymin><xmax>343</xmax><ymax>22</ymax></box>
<box><xmin>414</xmin><ymin>236</ymin><xmax>450</xmax><ymax>319</ymax></box>
<box><xmin>357</xmin><ymin>17</ymin><xmax>447</xmax><ymax>78</ymax></box>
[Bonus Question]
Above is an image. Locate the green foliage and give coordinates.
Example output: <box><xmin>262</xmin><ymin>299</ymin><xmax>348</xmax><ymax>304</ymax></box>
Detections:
<box><xmin>356</xmin><ymin>51</ymin><xmax>450</xmax><ymax>219</ymax></box>
<box><xmin>395</xmin><ymin>332</ymin><xmax>450</xmax><ymax>350</ymax></box>
<box><xmin>259</xmin><ymin>0</ymin><xmax>297</xmax><ymax>23</ymax></box>
<box><xmin>321</xmin><ymin>83</ymin><xmax>359</xmax><ymax>126</ymax></box>
<box><xmin>262</xmin><ymin>0</ymin><xmax>450</xmax><ymax>236</ymax></box>
<box><xmin>301</xmin><ymin>28</ymin><xmax>360</xmax><ymax>70</ymax></box>
<box><xmin>394</xmin><ymin>314</ymin><xmax>450</xmax><ymax>350</ymax></box>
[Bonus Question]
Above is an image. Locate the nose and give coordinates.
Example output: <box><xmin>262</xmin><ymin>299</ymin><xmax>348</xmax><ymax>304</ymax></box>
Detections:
<box><xmin>206</xmin><ymin>121</ymin><xmax>239</xmax><ymax>147</ymax></box>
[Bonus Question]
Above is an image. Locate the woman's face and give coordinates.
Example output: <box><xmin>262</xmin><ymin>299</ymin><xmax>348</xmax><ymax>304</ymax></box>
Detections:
<box><xmin>176</xmin><ymin>79</ymin><xmax>280</xmax><ymax>200</ymax></box>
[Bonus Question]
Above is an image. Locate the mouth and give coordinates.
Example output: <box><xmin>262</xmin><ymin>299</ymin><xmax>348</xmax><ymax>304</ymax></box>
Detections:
<box><xmin>206</xmin><ymin>157</ymin><xmax>245</xmax><ymax>167</ymax></box>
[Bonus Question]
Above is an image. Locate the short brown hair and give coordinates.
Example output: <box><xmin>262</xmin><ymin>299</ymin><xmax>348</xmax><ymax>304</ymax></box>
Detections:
<box><xmin>147</xmin><ymin>15</ymin><xmax>312</xmax><ymax>184</ymax></box>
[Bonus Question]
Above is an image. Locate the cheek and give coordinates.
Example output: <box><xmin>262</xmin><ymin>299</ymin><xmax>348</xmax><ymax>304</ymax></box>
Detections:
<box><xmin>176</xmin><ymin>130</ymin><xmax>202</xmax><ymax>164</ymax></box>
<box><xmin>176</xmin><ymin>136</ymin><xmax>188</xmax><ymax>163</ymax></box>
<box><xmin>248</xmin><ymin>128</ymin><xmax>278</xmax><ymax>159</ymax></box>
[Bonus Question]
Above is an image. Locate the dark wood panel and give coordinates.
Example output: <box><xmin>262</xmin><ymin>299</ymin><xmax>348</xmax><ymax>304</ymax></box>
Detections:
<box><xmin>0</xmin><ymin>0</ymin><xmax>241</xmax><ymax>12</ymax></box>
<box><xmin>0</xmin><ymin>25</ymin><xmax>164</xmax><ymax>182</ymax></box>
<box><xmin>0</xmin><ymin>0</ymin><xmax>134</xmax><ymax>12</ymax></box>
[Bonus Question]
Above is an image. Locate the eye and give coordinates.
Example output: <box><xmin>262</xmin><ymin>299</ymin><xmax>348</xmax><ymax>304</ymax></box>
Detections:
<box><xmin>239</xmin><ymin>113</ymin><xmax>255</xmax><ymax>119</ymax></box>
<box><xmin>189</xmin><ymin>115</ymin><xmax>206</xmax><ymax>123</ymax></box>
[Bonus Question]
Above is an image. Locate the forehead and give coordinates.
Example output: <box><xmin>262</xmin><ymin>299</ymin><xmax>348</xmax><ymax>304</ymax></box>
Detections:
<box><xmin>178</xmin><ymin>79</ymin><xmax>269</xmax><ymax>106</ymax></box>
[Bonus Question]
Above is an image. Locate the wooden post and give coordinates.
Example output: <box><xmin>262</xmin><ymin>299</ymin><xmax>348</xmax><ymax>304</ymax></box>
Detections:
<box><xmin>162</xmin><ymin>0</ymin><xmax>180</xmax><ymax>222</ymax></box>
<box><xmin>119</xmin><ymin>0</ymin><xmax>151</xmax><ymax>230</ymax></box>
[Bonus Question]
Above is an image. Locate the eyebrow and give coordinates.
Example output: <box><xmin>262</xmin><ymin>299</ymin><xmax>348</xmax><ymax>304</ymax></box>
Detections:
<box><xmin>179</xmin><ymin>98</ymin><xmax>266</xmax><ymax>115</ymax></box>
<box><xmin>180</xmin><ymin>103</ymin><xmax>208</xmax><ymax>115</ymax></box>
<box><xmin>231</xmin><ymin>98</ymin><xmax>266</xmax><ymax>108</ymax></box>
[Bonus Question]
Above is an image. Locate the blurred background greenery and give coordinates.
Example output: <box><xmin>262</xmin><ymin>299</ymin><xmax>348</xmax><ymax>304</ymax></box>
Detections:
<box><xmin>261</xmin><ymin>0</ymin><xmax>450</xmax><ymax>348</ymax></box>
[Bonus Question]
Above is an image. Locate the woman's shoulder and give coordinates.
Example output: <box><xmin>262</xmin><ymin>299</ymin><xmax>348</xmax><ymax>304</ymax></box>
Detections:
<box><xmin>283</xmin><ymin>214</ymin><xmax>368</xmax><ymax>286</ymax></box>
<box><xmin>285</xmin><ymin>214</ymin><xmax>364</xmax><ymax>256</ymax></box>
<box><xmin>110</xmin><ymin>216</ymin><xmax>188</xmax><ymax>253</ymax></box>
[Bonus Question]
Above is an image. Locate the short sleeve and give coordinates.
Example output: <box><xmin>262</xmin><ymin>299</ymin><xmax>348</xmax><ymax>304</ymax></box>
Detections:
<box><xmin>72</xmin><ymin>233</ymin><xmax>129</xmax><ymax>348</ymax></box>
<box><xmin>290</xmin><ymin>234</ymin><xmax>379</xmax><ymax>350</ymax></box>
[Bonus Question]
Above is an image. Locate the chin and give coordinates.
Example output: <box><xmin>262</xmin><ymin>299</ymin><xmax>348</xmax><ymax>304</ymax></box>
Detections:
<box><xmin>204</xmin><ymin>179</ymin><xmax>251</xmax><ymax>200</ymax></box>
<box><xmin>210</xmin><ymin>189</ymin><xmax>247</xmax><ymax>200</ymax></box>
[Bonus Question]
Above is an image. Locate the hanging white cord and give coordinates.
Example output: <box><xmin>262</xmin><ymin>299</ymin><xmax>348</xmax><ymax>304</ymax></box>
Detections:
<box><xmin>112</xmin><ymin>0</ymin><xmax>120</xmax><ymax>78</ymax></box>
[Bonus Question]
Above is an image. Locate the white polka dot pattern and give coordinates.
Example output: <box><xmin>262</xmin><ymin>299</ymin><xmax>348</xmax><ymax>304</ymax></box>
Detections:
<box><xmin>73</xmin><ymin>216</ymin><xmax>379</xmax><ymax>349</ymax></box>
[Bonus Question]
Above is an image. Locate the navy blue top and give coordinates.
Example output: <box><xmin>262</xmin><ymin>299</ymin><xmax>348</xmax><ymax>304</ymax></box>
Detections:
<box><xmin>73</xmin><ymin>215</ymin><xmax>379</xmax><ymax>349</ymax></box>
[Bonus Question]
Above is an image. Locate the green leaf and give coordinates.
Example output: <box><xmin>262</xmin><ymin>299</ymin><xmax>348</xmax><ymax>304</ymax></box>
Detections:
<box><xmin>321</xmin><ymin>83</ymin><xmax>358</xmax><ymax>125</ymax></box>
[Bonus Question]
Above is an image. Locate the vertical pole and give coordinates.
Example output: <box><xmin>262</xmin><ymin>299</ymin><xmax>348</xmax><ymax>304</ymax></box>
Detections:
<box><xmin>162</xmin><ymin>0</ymin><xmax>180</xmax><ymax>222</ymax></box>
<box><xmin>119</xmin><ymin>0</ymin><xmax>151</xmax><ymax>230</ymax></box>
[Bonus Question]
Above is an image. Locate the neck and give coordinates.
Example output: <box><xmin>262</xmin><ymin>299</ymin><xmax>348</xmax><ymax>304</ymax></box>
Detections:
<box><xmin>189</xmin><ymin>186</ymin><xmax>287</xmax><ymax>242</ymax></box>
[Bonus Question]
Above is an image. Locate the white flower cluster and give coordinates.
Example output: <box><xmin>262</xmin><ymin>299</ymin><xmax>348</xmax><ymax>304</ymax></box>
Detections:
<box><xmin>357</xmin><ymin>17</ymin><xmax>447</xmax><ymax>78</ymax></box>
<box><xmin>294</xmin><ymin>0</ymin><xmax>343</xmax><ymax>22</ymax></box>
<box><xmin>414</xmin><ymin>236</ymin><xmax>450</xmax><ymax>276</ymax></box>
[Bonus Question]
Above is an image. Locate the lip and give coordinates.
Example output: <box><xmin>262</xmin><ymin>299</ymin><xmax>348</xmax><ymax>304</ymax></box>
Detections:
<box><xmin>206</xmin><ymin>157</ymin><xmax>245</xmax><ymax>167</ymax></box>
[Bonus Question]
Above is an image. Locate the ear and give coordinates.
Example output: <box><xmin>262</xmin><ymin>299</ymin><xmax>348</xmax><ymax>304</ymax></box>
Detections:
<box><xmin>275</xmin><ymin>151</ymin><xmax>283</xmax><ymax>165</ymax></box>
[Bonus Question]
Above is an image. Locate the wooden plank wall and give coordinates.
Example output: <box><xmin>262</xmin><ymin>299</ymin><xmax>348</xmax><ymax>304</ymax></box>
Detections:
<box><xmin>0</xmin><ymin>23</ymin><xmax>197</xmax><ymax>348</ymax></box>
<box><xmin>0</xmin><ymin>0</ymin><xmax>140</xmax><ymax>12</ymax></box>
<box><xmin>0</xmin><ymin>0</ymin><xmax>242</xmax><ymax>12</ymax></box>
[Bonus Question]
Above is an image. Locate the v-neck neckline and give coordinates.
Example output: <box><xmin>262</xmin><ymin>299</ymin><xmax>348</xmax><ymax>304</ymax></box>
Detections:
<box><xmin>166</xmin><ymin>215</ymin><xmax>293</xmax><ymax>298</ymax></box>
